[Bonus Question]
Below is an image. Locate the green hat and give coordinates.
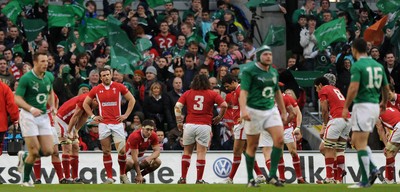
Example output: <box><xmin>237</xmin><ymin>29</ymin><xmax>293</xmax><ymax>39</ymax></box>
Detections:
<box><xmin>57</xmin><ymin>41</ymin><xmax>68</xmax><ymax>49</ymax></box>
<box><xmin>236</xmin><ymin>30</ymin><xmax>246</xmax><ymax>36</ymax></box>
<box><xmin>255</xmin><ymin>45</ymin><xmax>272</xmax><ymax>62</ymax></box>
<box><xmin>62</xmin><ymin>65</ymin><xmax>71</xmax><ymax>74</ymax></box>
<box><xmin>78</xmin><ymin>83</ymin><xmax>91</xmax><ymax>90</ymax></box>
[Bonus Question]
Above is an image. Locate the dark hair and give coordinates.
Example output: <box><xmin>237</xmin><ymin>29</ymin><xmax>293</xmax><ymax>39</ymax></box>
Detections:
<box><xmin>221</xmin><ymin>74</ymin><xmax>237</xmax><ymax>85</ymax></box>
<box><xmin>99</xmin><ymin>67</ymin><xmax>111</xmax><ymax>75</ymax></box>
<box><xmin>184</xmin><ymin>52</ymin><xmax>195</xmax><ymax>60</ymax></box>
<box><xmin>320</xmin><ymin>0</ymin><xmax>330</xmax><ymax>6</ymax></box>
<box><xmin>314</xmin><ymin>76</ymin><xmax>330</xmax><ymax>87</ymax></box>
<box><xmin>190</xmin><ymin>74</ymin><xmax>210</xmax><ymax>90</ymax></box>
<box><xmin>142</xmin><ymin>119</ymin><xmax>156</xmax><ymax>128</ymax></box>
<box><xmin>85</xmin><ymin>0</ymin><xmax>97</xmax><ymax>9</ymax></box>
<box><xmin>217</xmin><ymin>20</ymin><xmax>227</xmax><ymax>27</ymax></box>
<box><xmin>243</xmin><ymin>38</ymin><xmax>253</xmax><ymax>44</ymax></box>
<box><xmin>352</xmin><ymin>38</ymin><xmax>367</xmax><ymax>54</ymax></box>
<box><xmin>33</xmin><ymin>51</ymin><xmax>47</xmax><ymax>62</ymax></box>
<box><xmin>298</xmin><ymin>14</ymin><xmax>307</xmax><ymax>20</ymax></box>
<box><xmin>169</xmin><ymin>8</ymin><xmax>179</xmax><ymax>14</ymax></box>
<box><xmin>307</xmin><ymin>15</ymin><xmax>317</xmax><ymax>21</ymax></box>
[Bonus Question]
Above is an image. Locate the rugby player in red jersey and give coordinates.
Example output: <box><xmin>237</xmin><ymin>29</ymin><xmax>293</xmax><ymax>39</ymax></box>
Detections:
<box><xmin>83</xmin><ymin>68</ymin><xmax>135</xmax><ymax>184</ymax></box>
<box><xmin>125</xmin><ymin>120</ymin><xmax>161</xmax><ymax>183</ymax></box>
<box><xmin>175</xmin><ymin>74</ymin><xmax>227</xmax><ymax>184</ymax></box>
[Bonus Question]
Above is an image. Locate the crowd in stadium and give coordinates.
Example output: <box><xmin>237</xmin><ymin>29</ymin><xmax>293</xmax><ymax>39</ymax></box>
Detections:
<box><xmin>0</xmin><ymin>0</ymin><xmax>400</xmax><ymax>185</ymax></box>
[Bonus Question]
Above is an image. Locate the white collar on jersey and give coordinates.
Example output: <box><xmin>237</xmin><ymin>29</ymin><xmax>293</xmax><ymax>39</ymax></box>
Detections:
<box><xmin>102</xmin><ymin>81</ymin><xmax>113</xmax><ymax>90</ymax></box>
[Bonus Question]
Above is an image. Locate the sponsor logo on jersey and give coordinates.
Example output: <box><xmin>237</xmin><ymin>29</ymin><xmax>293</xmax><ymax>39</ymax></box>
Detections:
<box><xmin>213</xmin><ymin>157</ymin><xmax>232</xmax><ymax>178</ymax></box>
<box><xmin>102</xmin><ymin>102</ymin><xmax>117</xmax><ymax>106</ymax></box>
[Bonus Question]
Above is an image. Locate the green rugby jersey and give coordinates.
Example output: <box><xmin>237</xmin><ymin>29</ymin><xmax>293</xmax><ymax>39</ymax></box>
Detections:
<box><xmin>240</xmin><ymin>62</ymin><xmax>279</xmax><ymax>110</ymax></box>
<box><xmin>16</xmin><ymin>70</ymin><xmax>54</xmax><ymax>113</ymax></box>
<box><xmin>350</xmin><ymin>57</ymin><xmax>388</xmax><ymax>104</ymax></box>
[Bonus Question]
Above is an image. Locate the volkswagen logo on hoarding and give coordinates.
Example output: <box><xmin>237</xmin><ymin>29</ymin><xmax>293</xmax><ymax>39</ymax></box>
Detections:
<box><xmin>213</xmin><ymin>157</ymin><xmax>232</xmax><ymax>178</ymax></box>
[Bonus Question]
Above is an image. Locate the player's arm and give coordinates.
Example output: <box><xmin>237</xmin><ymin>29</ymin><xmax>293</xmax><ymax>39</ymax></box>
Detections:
<box><xmin>342</xmin><ymin>82</ymin><xmax>359</xmax><ymax>120</ymax></box>
<box><xmin>148</xmin><ymin>144</ymin><xmax>161</xmax><ymax>161</ymax></box>
<box><xmin>47</xmin><ymin>90</ymin><xmax>56</xmax><ymax>114</ymax></box>
<box><xmin>320</xmin><ymin>99</ymin><xmax>329</xmax><ymax>138</ymax></box>
<box><xmin>174</xmin><ymin>101</ymin><xmax>184</xmax><ymax>128</ymax></box>
<box><xmin>67</xmin><ymin>105</ymin><xmax>85</xmax><ymax>135</ymax></box>
<box><xmin>131</xmin><ymin>148</ymin><xmax>143</xmax><ymax>182</ymax></box>
<box><xmin>83</xmin><ymin>96</ymin><xmax>103</xmax><ymax>122</ymax></box>
<box><xmin>380</xmin><ymin>85</ymin><xmax>390</xmax><ymax>112</ymax></box>
<box><xmin>15</xmin><ymin>95</ymin><xmax>43</xmax><ymax>116</ymax></box>
<box><xmin>275</xmin><ymin>90</ymin><xmax>287</xmax><ymax>123</ymax></box>
<box><xmin>239</xmin><ymin>90</ymin><xmax>249</xmax><ymax>120</ymax></box>
<box><xmin>285</xmin><ymin>104</ymin><xmax>296</xmax><ymax>125</ymax></box>
<box><xmin>294</xmin><ymin>106</ymin><xmax>302</xmax><ymax>129</ymax></box>
<box><xmin>118</xmin><ymin>92</ymin><xmax>136</xmax><ymax>122</ymax></box>
<box><xmin>375</xmin><ymin>119</ymin><xmax>388</xmax><ymax>145</ymax></box>
<box><xmin>213</xmin><ymin>101</ymin><xmax>228</xmax><ymax>125</ymax></box>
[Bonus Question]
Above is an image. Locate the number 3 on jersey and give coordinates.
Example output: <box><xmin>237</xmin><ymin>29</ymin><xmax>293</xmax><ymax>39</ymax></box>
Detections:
<box><xmin>194</xmin><ymin>95</ymin><xmax>204</xmax><ymax>110</ymax></box>
<box><xmin>366</xmin><ymin>67</ymin><xmax>383</xmax><ymax>89</ymax></box>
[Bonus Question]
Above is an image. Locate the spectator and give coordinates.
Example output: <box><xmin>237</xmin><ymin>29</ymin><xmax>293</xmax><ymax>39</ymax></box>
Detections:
<box><xmin>384</xmin><ymin>52</ymin><xmax>400</xmax><ymax>93</ymax></box>
<box><xmin>169</xmin><ymin>34</ymin><xmax>187</xmax><ymax>59</ymax></box>
<box><xmin>230</xmin><ymin>63</ymin><xmax>240</xmax><ymax>78</ymax></box>
<box><xmin>167</xmin><ymin>76</ymin><xmax>184</xmax><ymax>129</ymax></box>
<box><xmin>154</xmin><ymin>21</ymin><xmax>176</xmax><ymax>55</ymax></box>
<box><xmin>168</xmin><ymin>9</ymin><xmax>182</xmax><ymax>37</ymax></box>
<box><xmin>213</xmin><ymin>41</ymin><xmax>234</xmax><ymax>70</ymax></box>
<box><xmin>143</xmin><ymin>82</ymin><xmax>173</xmax><ymax>132</ymax></box>
<box><xmin>294</xmin><ymin>130</ymin><xmax>311</xmax><ymax>150</ymax></box>
<box><xmin>292</xmin><ymin>0</ymin><xmax>316</xmax><ymax>25</ymax></box>
<box><xmin>128</xmin><ymin>112</ymin><xmax>145</xmax><ymax>135</ymax></box>
<box><xmin>336</xmin><ymin>54</ymin><xmax>352</xmax><ymax>97</ymax></box>
<box><xmin>182</xmin><ymin>0</ymin><xmax>202</xmax><ymax>21</ymax></box>
<box><xmin>0</xmin><ymin>57</ymin><xmax>15</xmax><ymax>88</ymax></box>
<box><xmin>316</xmin><ymin>0</ymin><xmax>337</xmax><ymax>24</ymax></box>
<box><xmin>370</xmin><ymin>47</ymin><xmax>384</xmax><ymax>65</ymax></box>
<box><xmin>300</xmin><ymin>15</ymin><xmax>318</xmax><ymax>71</ymax></box>
<box><xmin>156</xmin><ymin>130</ymin><xmax>167</xmax><ymax>151</ymax></box>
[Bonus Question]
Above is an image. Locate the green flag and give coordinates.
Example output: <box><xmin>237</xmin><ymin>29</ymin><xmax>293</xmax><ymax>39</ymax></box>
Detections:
<box><xmin>206</xmin><ymin>32</ymin><xmax>218</xmax><ymax>51</ymax></box>
<box><xmin>21</xmin><ymin>19</ymin><xmax>46</xmax><ymax>42</ymax></box>
<box><xmin>377</xmin><ymin>0</ymin><xmax>400</xmax><ymax>14</ymax></box>
<box><xmin>84</xmin><ymin>18</ymin><xmax>108</xmax><ymax>43</ymax></box>
<box><xmin>75</xmin><ymin>0</ymin><xmax>84</xmax><ymax>5</ymax></box>
<box><xmin>290</xmin><ymin>71</ymin><xmax>324</xmax><ymax>87</ymax></box>
<box><xmin>245</xmin><ymin>0</ymin><xmax>276</xmax><ymax>8</ymax></box>
<box><xmin>48</xmin><ymin>5</ymin><xmax>75</xmax><ymax>28</ymax></box>
<box><xmin>106</xmin><ymin>15</ymin><xmax>122</xmax><ymax>26</ymax></box>
<box><xmin>263</xmin><ymin>25</ymin><xmax>285</xmax><ymax>46</ymax></box>
<box><xmin>314</xmin><ymin>18</ymin><xmax>347</xmax><ymax>51</ymax></box>
<box><xmin>67</xmin><ymin>27</ymin><xmax>85</xmax><ymax>54</ymax></box>
<box><xmin>146</xmin><ymin>0</ymin><xmax>172</xmax><ymax>8</ymax></box>
<box><xmin>108</xmin><ymin>23</ymin><xmax>142</xmax><ymax>74</ymax></box>
<box><xmin>136</xmin><ymin>38</ymin><xmax>152</xmax><ymax>52</ymax></box>
<box><xmin>123</xmin><ymin>0</ymin><xmax>135</xmax><ymax>7</ymax></box>
<box><xmin>1</xmin><ymin>1</ymin><xmax>22</xmax><ymax>24</ymax></box>
<box><xmin>336</xmin><ymin>0</ymin><xmax>357</xmax><ymax>21</ymax></box>
<box><xmin>66</xmin><ymin>3</ymin><xmax>85</xmax><ymax>20</ymax></box>
<box><xmin>12</xmin><ymin>44</ymin><xmax>25</xmax><ymax>57</ymax></box>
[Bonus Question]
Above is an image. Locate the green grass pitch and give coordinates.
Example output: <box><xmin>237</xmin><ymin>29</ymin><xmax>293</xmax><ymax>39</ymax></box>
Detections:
<box><xmin>0</xmin><ymin>184</ymin><xmax>398</xmax><ymax>192</ymax></box>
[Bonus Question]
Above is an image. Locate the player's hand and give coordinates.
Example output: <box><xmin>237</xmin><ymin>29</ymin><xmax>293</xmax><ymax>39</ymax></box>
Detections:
<box><xmin>177</xmin><ymin>123</ymin><xmax>183</xmax><ymax>130</ymax></box>
<box><xmin>117</xmin><ymin>114</ymin><xmax>128</xmax><ymax>122</ymax></box>
<box><xmin>319</xmin><ymin>125</ymin><xmax>326</xmax><ymax>139</ymax></box>
<box><xmin>29</xmin><ymin>107</ymin><xmax>43</xmax><ymax>117</ymax></box>
<box><xmin>135</xmin><ymin>175</ymin><xmax>144</xmax><ymax>184</ymax></box>
<box><xmin>281</xmin><ymin>114</ymin><xmax>287</xmax><ymax>125</ymax></box>
<box><xmin>241</xmin><ymin>110</ymin><xmax>251</xmax><ymax>121</ymax></box>
<box><xmin>93</xmin><ymin>116</ymin><xmax>103</xmax><ymax>122</ymax></box>
<box><xmin>341</xmin><ymin>108</ymin><xmax>349</xmax><ymax>121</ymax></box>
<box><xmin>379</xmin><ymin>102</ymin><xmax>387</xmax><ymax>113</ymax></box>
<box><xmin>212</xmin><ymin>115</ymin><xmax>223</xmax><ymax>125</ymax></box>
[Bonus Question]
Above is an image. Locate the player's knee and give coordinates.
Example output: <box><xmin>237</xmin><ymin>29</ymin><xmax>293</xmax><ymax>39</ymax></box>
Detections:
<box><xmin>102</xmin><ymin>148</ymin><xmax>111</xmax><ymax>155</ymax></box>
<box><xmin>116</xmin><ymin>140</ymin><xmax>126</xmax><ymax>155</ymax></box>
<box><xmin>151</xmin><ymin>159</ymin><xmax>162</xmax><ymax>169</ymax></box>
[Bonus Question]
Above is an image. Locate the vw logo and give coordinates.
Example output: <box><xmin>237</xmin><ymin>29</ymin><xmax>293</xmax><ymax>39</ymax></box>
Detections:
<box><xmin>213</xmin><ymin>157</ymin><xmax>232</xmax><ymax>178</ymax></box>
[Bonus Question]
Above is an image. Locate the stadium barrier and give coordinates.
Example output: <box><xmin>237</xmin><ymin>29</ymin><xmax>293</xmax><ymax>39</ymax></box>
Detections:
<box><xmin>0</xmin><ymin>151</ymin><xmax>398</xmax><ymax>184</ymax></box>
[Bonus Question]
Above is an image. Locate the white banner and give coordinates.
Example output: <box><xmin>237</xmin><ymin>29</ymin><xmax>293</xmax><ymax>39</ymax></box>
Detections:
<box><xmin>0</xmin><ymin>151</ymin><xmax>399</xmax><ymax>184</ymax></box>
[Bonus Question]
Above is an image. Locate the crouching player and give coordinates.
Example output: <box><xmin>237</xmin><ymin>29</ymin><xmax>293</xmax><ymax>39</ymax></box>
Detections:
<box><xmin>376</xmin><ymin>107</ymin><xmax>400</xmax><ymax>184</ymax></box>
<box><xmin>125</xmin><ymin>120</ymin><xmax>161</xmax><ymax>184</ymax></box>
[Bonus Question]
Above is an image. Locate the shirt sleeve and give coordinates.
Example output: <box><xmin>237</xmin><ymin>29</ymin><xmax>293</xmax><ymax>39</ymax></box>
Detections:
<box><xmin>150</xmin><ymin>132</ymin><xmax>159</xmax><ymax>146</ymax></box>
<box><xmin>350</xmin><ymin>64</ymin><xmax>360</xmax><ymax>82</ymax></box>
<box><xmin>119</xmin><ymin>83</ymin><xmax>129</xmax><ymax>95</ymax></box>
<box><xmin>15</xmin><ymin>76</ymin><xmax>27</xmax><ymax>97</ymax></box>
<box><xmin>239</xmin><ymin>68</ymin><xmax>251</xmax><ymax>91</ymax></box>
<box><xmin>318</xmin><ymin>87</ymin><xmax>328</xmax><ymax>101</ymax></box>
<box><xmin>87</xmin><ymin>86</ymin><xmax>97</xmax><ymax>99</ymax></box>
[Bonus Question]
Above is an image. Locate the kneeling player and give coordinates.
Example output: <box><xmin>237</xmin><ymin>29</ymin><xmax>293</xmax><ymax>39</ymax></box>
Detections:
<box><xmin>125</xmin><ymin>120</ymin><xmax>161</xmax><ymax>184</ymax></box>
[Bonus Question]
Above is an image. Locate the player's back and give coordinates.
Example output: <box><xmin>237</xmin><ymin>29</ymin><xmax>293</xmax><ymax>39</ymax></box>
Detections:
<box><xmin>319</xmin><ymin>85</ymin><xmax>347</xmax><ymax>118</ymax></box>
<box><xmin>352</xmin><ymin>58</ymin><xmax>387</xmax><ymax>104</ymax></box>
<box><xmin>180</xmin><ymin>89</ymin><xmax>224</xmax><ymax>125</ymax></box>
<box><xmin>380</xmin><ymin>107</ymin><xmax>400</xmax><ymax>129</ymax></box>
<box><xmin>57</xmin><ymin>93</ymin><xmax>88</xmax><ymax>122</ymax></box>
